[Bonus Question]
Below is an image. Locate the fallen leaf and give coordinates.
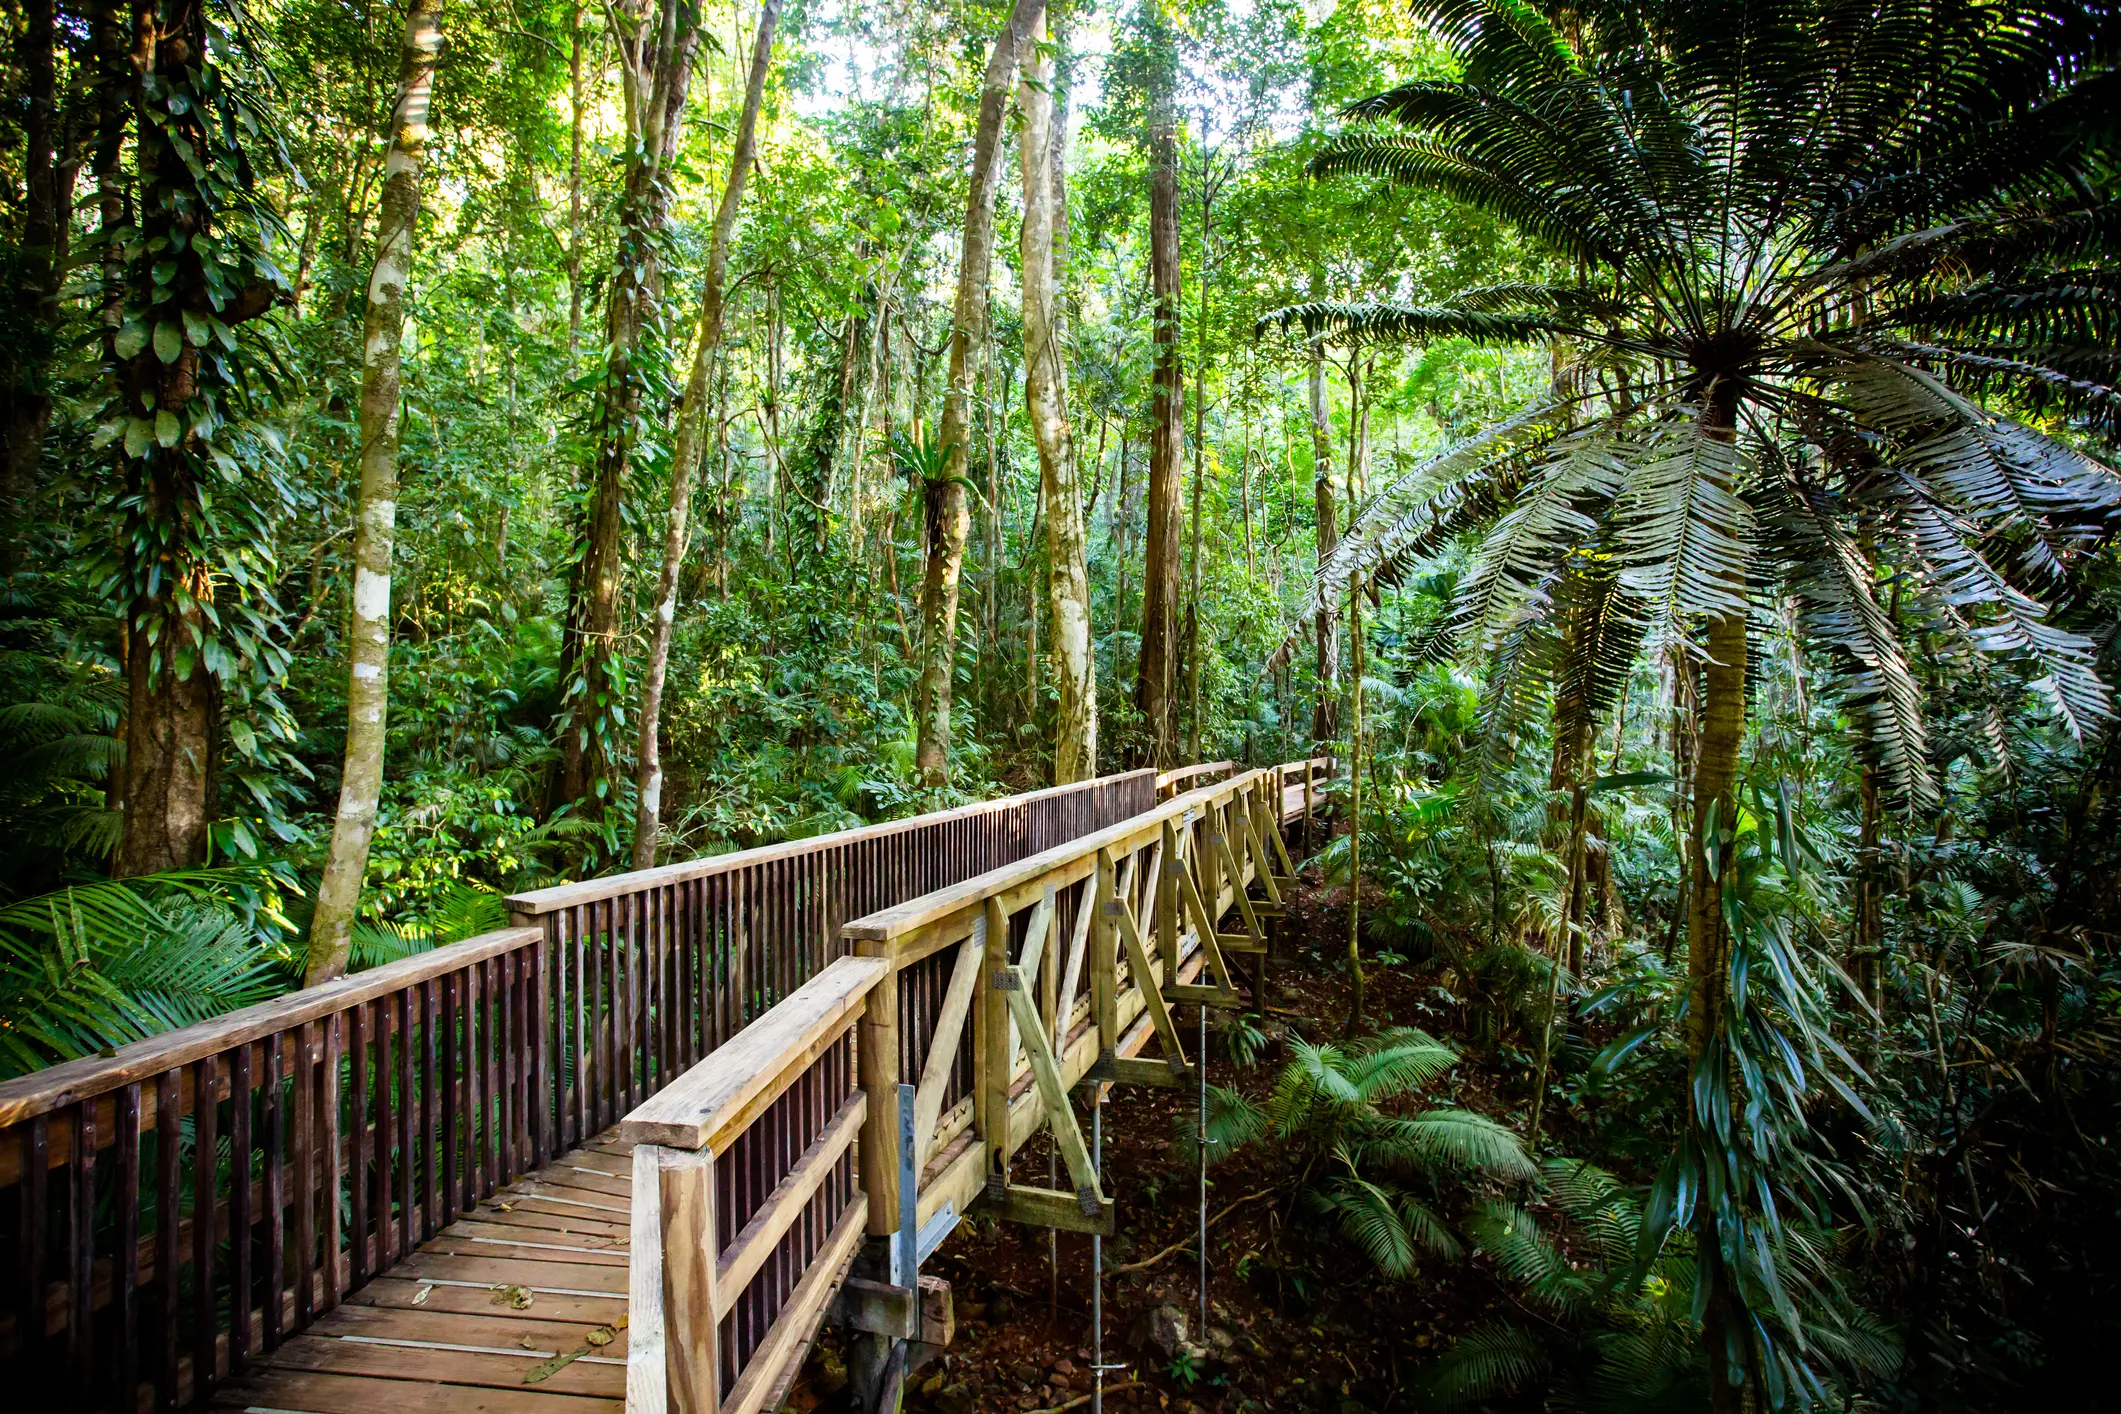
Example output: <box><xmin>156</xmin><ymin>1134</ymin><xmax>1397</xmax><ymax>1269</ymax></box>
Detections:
<box><xmin>614</xmin><ymin>1314</ymin><xmax>628</xmax><ymax>1330</ymax></box>
<box><xmin>585</xmin><ymin>1328</ymin><xmax>614</xmax><ymax>1348</ymax></box>
<box><xmin>491</xmin><ymin>1283</ymin><xmax>535</xmax><ymax>1309</ymax></box>
<box><xmin>411</xmin><ymin>1284</ymin><xmax>434</xmax><ymax>1306</ymax></box>
<box><xmin>521</xmin><ymin>1337</ymin><xmax>537</xmax><ymax>1350</ymax></box>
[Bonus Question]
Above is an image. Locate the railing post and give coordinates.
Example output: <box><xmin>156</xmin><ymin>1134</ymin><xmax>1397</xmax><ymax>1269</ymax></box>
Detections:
<box><xmin>629</xmin><ymin>1143</ymin><xmax>719</xmax><ymax>1414</ymax></box>
<box><xmin>855</xmin><ymin>940</ymin><xmax>901</xmax><ymax>1240</ymax></box>
<box><xmin>980</xmin><ymin>898</ymin><xmax>1011</xmax><ymax>1183</ymax></box>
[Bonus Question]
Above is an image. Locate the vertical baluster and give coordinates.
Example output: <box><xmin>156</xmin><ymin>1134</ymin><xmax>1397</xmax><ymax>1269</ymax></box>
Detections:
<box><xmin>463</xmin><ymin>962</ymin><xmax>482</xmax><ymax>1207</ymax></box>
<box><xmin>534</xmin><ymin>929</ymin><xmax>553</xmax><ymax>1168</ymax></box>
<box><xmin>570</xmin><ymin>907</ymin><xmax>586</xmax><ymax>1147</ymax></box>
<box><xmin>291</xmin><ymin>1023</ymin><xmax>316</xmax><ymax>1331</ymax></box>
<box><xmin>424</xmin><ymin>981</ymin><xmax>441</xmax><ymax>1239</ymax></box>
<box><xmin>323</xmin><ymin>1016</ymin><xmax>345</xmax><ymax>1311</ymax></box>
<box><xmin>156</xmin><ymin>1070</ymin><xmax>180</xmax><ymax>1410</ymax></box>
<box><xmin>263</xmin><ymin>1037</ymin><xmax>285</xmax><ymax>1351</ymax></box>
<box><xmin>506</xmin><ymin>950</ymin><xmax>522</xmax><ymax>1175</ymax></box>
<box><xmin>19</xmin><ymin>1118</ymin><xmax>47</xmax><ymax>1377</ymax></box>
<box><xmin>349</xmin><ymin>1008</ymin><xmax>370</xmax><ymax>1287</ymax></box>
<box><xmin>371</xmin><ymin>1001</ymin><xmax>394</xmax><ymax>1269</ymax></box>
<box><xmin>116</xmin><ymin>1084</ymin><xmax>141</xmax><ymax>1407</ymax></box>
<box><xmin>192</xmin><ymin>1055</ymin><xmax>218</xmax><ymax>1400</ymax></box>
<box><xmin>228</xmin><ymin>1045</ymin><xmax>252</xmax><ymax>1374</ymax></box>
<box><xmin>70</xmin><ymin>1101</ymin><xmax>95</xmax><ymax>1398</ymax></box>
<box><xmin>395</xmin><ymin>989</ymin><xmax>414</xmax><ymax>1262</ymax></box>
<box><xmin>442</xmin><ymin>973</ymin><xmax>460</xmax><ymax>1225</ymax></box>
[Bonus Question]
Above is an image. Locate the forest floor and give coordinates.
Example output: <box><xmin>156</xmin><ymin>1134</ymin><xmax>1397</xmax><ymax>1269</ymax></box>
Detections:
<box><xmin>783</xmin><ymin>871</ymin><xmax>1550</xmax><ymax>1414</ymax></box>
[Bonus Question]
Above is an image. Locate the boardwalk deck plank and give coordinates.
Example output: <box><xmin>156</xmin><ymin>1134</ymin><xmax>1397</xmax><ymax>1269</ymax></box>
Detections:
<box><xmin>212</xmin><ymin>1132</ymin><xmax>637</xmax><ymax>1414</ymax></box>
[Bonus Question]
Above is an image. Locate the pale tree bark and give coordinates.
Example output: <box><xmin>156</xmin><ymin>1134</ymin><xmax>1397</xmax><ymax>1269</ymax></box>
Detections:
<box><xmin>560</xmin><ymin>0</ymin><xmax>696</xmax><ymax>808</ymax></box>
<box><xmin>1133</xmin><ymin>0</ymin><xmax>1183</xmax><ymax>766</ymax></box>
<box><xmin>305</xmin><ymin>0</ymin><xmax>442</xmax><ymax>986</ymax></box>
<box><xmin>1019</xmin><ymin>20</ymin><xmax>1094</xmax><ymax>783</ymax></box>
<box><xmin>1307</xmin><ymin>344</ymin><xmax>1338</xmax><ymax>749</ymax></box>
<box><xmin>632</xmin><ymin>0</ymin><xmax>780</xmax><ymax>872</ymax></box>
<box><xmin>914</xmin><ymin>0</ymin><xmax>1047</xmax><ymax>787</ymax></box>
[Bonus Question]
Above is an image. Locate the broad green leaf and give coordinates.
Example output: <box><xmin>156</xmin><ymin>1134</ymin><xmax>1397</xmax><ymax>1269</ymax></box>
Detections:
<box><xmin>153</xmin><ymin>321</ymin><xmax>183</xmax><ymax>364</ymax></box>
<box><xmin>154</xmin><ymin>410</ymin><xmax>181</xmax><ymax>447</ymax></box>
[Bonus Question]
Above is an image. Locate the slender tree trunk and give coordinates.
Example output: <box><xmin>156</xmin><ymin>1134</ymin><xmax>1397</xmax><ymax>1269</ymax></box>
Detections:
<box><xmin>566</xmin><ymin>4</ymin><xmax>586</xmax><ymax>351</ymax></box>
<box><xmin>1133</xmin><ymin>0</ymin><xmax>1183</xmax><ymax>766</ymax></box>
<box><xmin>561</xmin><ymin>0</ymin><xmax>697</xmax><ymax>807</ymax></box>
<box><xmin>1307</xmin><ymin>344</ymin><xmax>1338</xmax><ymax>750</ymax></box>
<box><xmin>914</xmin><ymin>0</ymin><xmax>1046</xmax><ymax>787</ymax></box>
<box><xmin>1020</xmin><ymin>23</ymin><xmax>1094</xmax><ymax>782</ymax></box>
<box><xmin>305</xmin><ymin>0</ymin><xmax>442</xmax><ymax>985</ymax></box>
<box><xmin>2</xmin><ymin>0</ymin><xmax>62</xmax><ymax>565</ymax></box>
<box><xmin>1344</xmin><ymin>580</ymin><xmax>1365</xmax><ymax>1034</ymax></box>
<box><xmin>1685</xmin><ymin>387</ymin><xmax>1749</xmax><ymax>1414</ymax></box>
<box><xmin>632</xmin><ymin>0</ymin><xmax>779</xmax><ymax>871</ymax></box>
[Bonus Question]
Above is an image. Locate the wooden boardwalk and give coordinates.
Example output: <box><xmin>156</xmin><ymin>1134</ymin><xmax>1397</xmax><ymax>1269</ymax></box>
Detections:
<box><xmin>214</xmin><ymin>1133</ymin><xmax>639</xmax><ymax>1414</ymax></box>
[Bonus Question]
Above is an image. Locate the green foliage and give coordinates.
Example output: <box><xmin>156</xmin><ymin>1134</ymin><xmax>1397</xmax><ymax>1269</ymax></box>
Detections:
<box><xmin>1210</xmin><ymin>1027</ymin><xmax>1532</xmax><ymax>1278</ymax></box>
<box><xmin>0</xmin><ymin>868</ymin><xmax>294</xmax><ymax>1078</ymax></box>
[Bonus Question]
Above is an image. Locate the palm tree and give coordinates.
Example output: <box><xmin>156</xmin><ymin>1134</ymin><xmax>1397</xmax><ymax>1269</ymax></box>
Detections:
<box><xmin>1263</xmin><ymin>2</ymin><xmax>2118</xmax><ymax>1406</ymax></box>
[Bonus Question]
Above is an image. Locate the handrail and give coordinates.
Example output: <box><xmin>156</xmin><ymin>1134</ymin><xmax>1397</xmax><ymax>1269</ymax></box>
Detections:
<box><xmin>0</xmin><ymin>928</ymin><xmax>540</xmax><ymax>1133</ymax></box>
<box><xmin>1153</xmin><ymin>760</ymin><xmax>1233</xmax><ymax>797</ymax></box>
<box><xmin>623</xmin><ymin>957</ymin><xmax>883</xmax><ymax>1414</ymax></box>
<box><xmin>506</xmin><ymin>769</ymin><xmax>1158</xmax><ymax>914</ymax></box>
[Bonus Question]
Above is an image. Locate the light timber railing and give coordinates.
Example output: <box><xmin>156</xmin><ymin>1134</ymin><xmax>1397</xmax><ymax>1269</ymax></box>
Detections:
<box><xmin>0</xmin><ymin>769</ymin><xmax>1157</xmax><ymax>1414</ymax></box>
<box><xmin>842</xmin><ymin>761</ymin><xmax>1321</xmax><ymax>1257</ymax></box>
<box><xmin>620</xmin><ymin>955</ymin><xmax>883</xmax><ymax>1414</ymax></box>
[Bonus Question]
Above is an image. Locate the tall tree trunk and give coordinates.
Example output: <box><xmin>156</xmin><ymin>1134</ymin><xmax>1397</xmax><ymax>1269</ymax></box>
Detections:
<box><xmin>1134</xmin><ymin>0</ymin><xmax>1183</xmax><ymax>767</ymax></box>
<box><xmin>560</xmin><ymin>0</ymin><xmax>697</xmax><ymax>808</ymax></box>
<box><xmin>1307</xmin><ymin>344</ymin><xmax>1338</xmax><ymax>750</ymax></box>
<box><xmin>305</xmin><ymin>0</ymin><xmax>442</xmax><ymax>985</ymax></box>
<box><xmin>1343</xmin><ymin>579</ymin><xmax>1365</xmax><ymax>1034</ymax></box>
<box><xmin>914</xmin><ymin>0</ymin><xmax>1046</xmax><ymax>787</ymax></box>
<box><xmin>114</xmin><ymin>0</ymin><xmax>281</xmax><ymax>877</ymax></box>
<box><xmin>2</xmin><ymin>0</ymin><xmax>62</xmax><ymax>565</ymax></box>
<box><xmin>1684</xmin><ymin>386</ymin><xmax>1749</xmax><ymax>1414</ymax></box>
<box><xmin>632</xmin><ymin>0</ymin><xmax>779</xmax><ymax>871</ymax></box>
<box><xmin>566</xmin><ymin>4</ymin><xmax>587</xmax><ymax>351</ymax></box>
<box><xmin>1019</xmin><ymin>18</ymin><xmax>1094</xmax><ymax>782</ymax></box>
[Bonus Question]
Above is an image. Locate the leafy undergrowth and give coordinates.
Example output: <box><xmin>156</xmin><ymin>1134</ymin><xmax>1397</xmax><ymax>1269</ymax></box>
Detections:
<box><xmin>784</xmin><ymin>873</ymin><xmax>1567</xmax><ymax>1414</ymax></box>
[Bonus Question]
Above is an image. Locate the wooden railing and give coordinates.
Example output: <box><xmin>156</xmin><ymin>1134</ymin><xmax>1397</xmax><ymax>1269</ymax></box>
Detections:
<box><xmin>620</xmin><ymin>955</ymin><xmax>883</xmax><ymax>1414</ymax></box>
<box><xmin>1154</xmin><ymin>760</ymin><xmax>1234</xmax><ymax>799</ymax></box>
<box><xmin>0</xmin><ymin>768</ymin><xmax>1156</xmax><ymax>1414</ymax></box>
<box><xmin>0</xmin><ymin>924</ymin><xmax>550</xmax><ymax>1413</ymax></box>
<box><xmin>843</xmin><ymin>761</ymin><xmax>1321</xmax><ymax>1253</ymax></box>
<box><xmin>502</xmin><ymin>769</ymin><xmax>1158</xmax><ymax>1158</ymax></box>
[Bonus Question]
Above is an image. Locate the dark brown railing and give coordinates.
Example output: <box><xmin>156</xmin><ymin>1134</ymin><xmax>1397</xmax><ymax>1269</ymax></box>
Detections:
<box><xmin>0</xmin><ymin>768</ymin><xmax>1156</xmax><ymax>1414</ymax></box>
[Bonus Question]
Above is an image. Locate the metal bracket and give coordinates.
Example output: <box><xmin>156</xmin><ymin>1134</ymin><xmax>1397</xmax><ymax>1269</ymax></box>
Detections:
<box><xmin>1076</xmin><ymin>1184</ymin><xmax>1102</xmax><ymax>1218</ymax></box>
<box><xmin>990</xmin><ymin>969</ymin><xmax>1022</xmax><ymax>991</ymax></box>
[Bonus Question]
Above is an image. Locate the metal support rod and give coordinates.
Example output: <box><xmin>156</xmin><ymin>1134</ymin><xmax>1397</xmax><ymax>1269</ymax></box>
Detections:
<box><xmin>897</xmin><ymin>1081</ymin><xmax>918</xmax><ymax>1298</ymax></box>
<box><xmin>1092</xmin><ymin>1090</ymin><xmax>1105</xmax><ymax>1414</ymax></box>
<box><xmin>1198</xmin><ymin>1001</ymin><xmax>1208</xmax><ymax>1336</ymax></box>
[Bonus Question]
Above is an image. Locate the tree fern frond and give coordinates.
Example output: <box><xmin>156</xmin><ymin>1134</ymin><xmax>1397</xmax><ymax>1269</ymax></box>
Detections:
<box><xmin>1427</xmin><ymin>1321</ymin><xmax>1555</xmax><ymax>1407</ymax></box>
<box><xmin>1611</xmin><ymin>423</ymin><xmax>1752</xmax><ymax>650</ymax></box>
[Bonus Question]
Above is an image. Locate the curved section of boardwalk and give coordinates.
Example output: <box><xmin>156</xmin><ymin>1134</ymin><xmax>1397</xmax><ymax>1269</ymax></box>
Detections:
<box><xmin>0</xmin><ymin>762</ymin><xmax>1328</xmax><ymax>1414</ymax></box>
<box><xmin>217</xmin><ymin>1131</ymin><xmax>638</xmax><ymax>1414</ymax></box>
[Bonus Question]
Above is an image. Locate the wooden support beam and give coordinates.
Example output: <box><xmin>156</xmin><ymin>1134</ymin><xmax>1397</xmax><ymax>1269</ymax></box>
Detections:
<box><xmin>1166</xmin><ymin>983</ymin><xmax>1243</xmax><ymax>1008</ymax></box>
<box><xmin>987</xmin><ymin>1184</ymin><xmax>1114</xmax><ymax>1236</ymax></box>
<box><xmin>1176</xmin><ymin>860</ymin><xmax>1240</xmax><ymax>1003</ymax></box>
<box><xmin>825</xmin><ymin>1273</ymin><xmax>954</xmax><ymax>1342</ymax></box>
<box><xmin>1115</xmin><ymin>905</ymin><xmax>1189</xmax><ymax>1071</ymax></box>
<box><xmin>999</xmin><ymin>966</ymin><xmax>1102</xmax><ymax>1207</ymax></box>
<box><xmin>913</xmin><ymin>927</ymin><xmax>983</xmax><ymax>1170</ymax></box>
<box><xmin>1093</xmin><ymin>850</ymin><xmax>1120</xmax><ymax>1060</ymax></box>
<box><xmin>981</xmin><ymin>898</ymin><xmax>1010</xmax><ymax>1178</ymax></box>
<box><xmin>1083</xmin><ymin>1054</ymin><xmax>1189</xmax><ymax>1089</ymax></box>
<box><xmin>1216</xmin><ymin>933</ymin><xmax>1267</xmax><ymax>955</ymax></box>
